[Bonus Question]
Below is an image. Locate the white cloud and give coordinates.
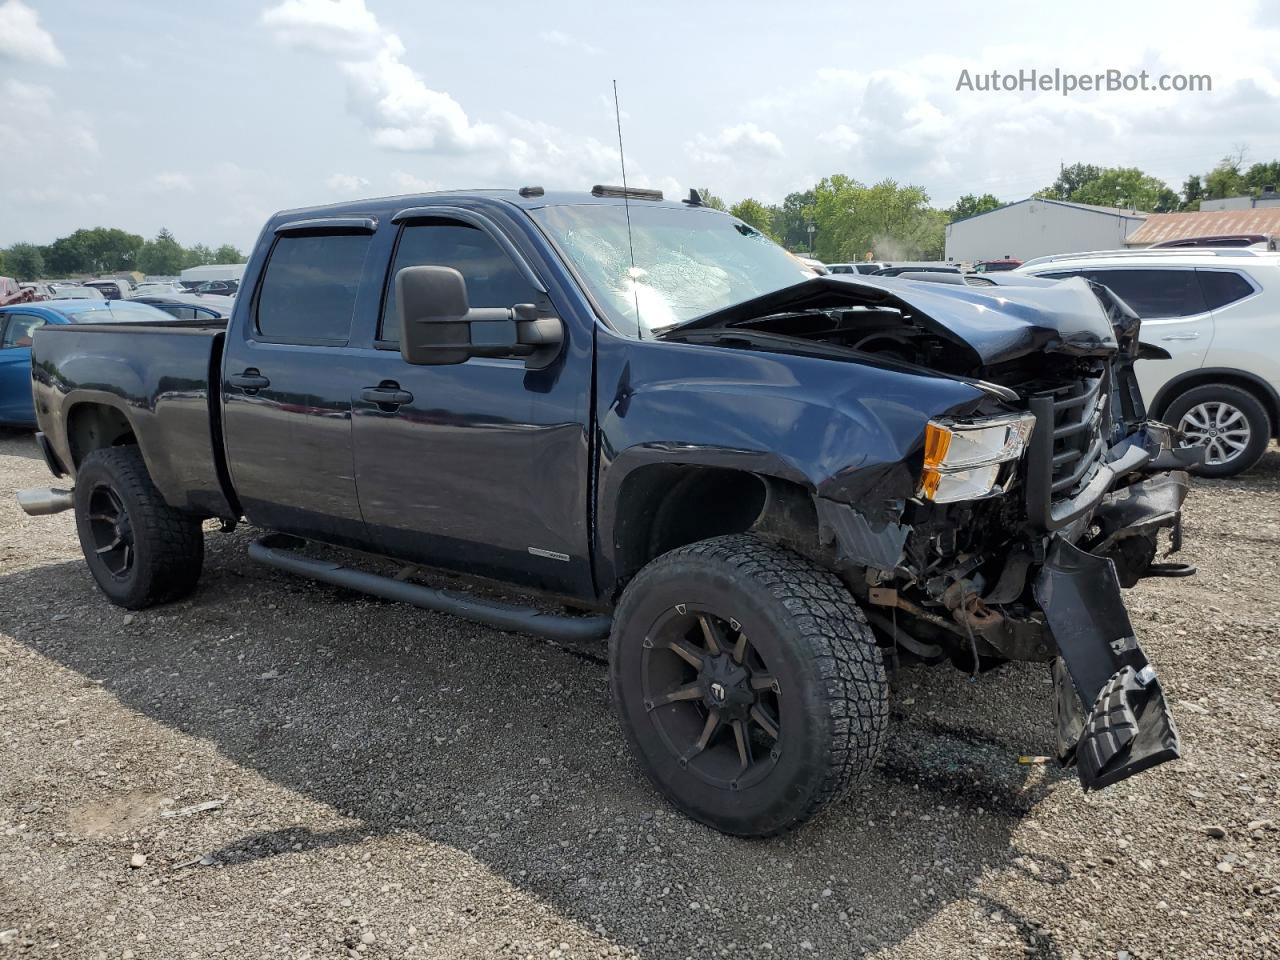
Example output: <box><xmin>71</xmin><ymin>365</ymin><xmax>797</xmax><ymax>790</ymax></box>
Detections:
<box><xmin>538</xmin><ymin>29</ymin><xmax>599</xmax><ymax>56</ymax></box>
<box><xmin>261</xmin><ymin>0</ymin><xmax>499</xmax><ymax>153</ymax></box>
<box><xmin>326</xmin><ymin>172</ymin><xmax>370</xmax><ymax>193</ymax></box>
<box><xmin>389</xmin><ymin>170</ymin><xmax>440</xmax><ymax>192</ymax></box>
<box><xmin>0</xmin><ymin>0</ymin><xmax>65</xmax><ymax>67</ymax></box>
<box><xmin>686</xmin><ymin>122</ymin><xmax>784</xmax><ymax>165</ymax></box>
<box><xmin>151</xmin><ymin>171</ymin><xmax>194</xmax><ymax>192</ymax></box>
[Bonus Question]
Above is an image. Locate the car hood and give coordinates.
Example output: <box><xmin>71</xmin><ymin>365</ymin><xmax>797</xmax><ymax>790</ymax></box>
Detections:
<box><xmin>659</xmin><ymin>274</ymin><xmax>1125</xmax><ymax>368</ymax></box>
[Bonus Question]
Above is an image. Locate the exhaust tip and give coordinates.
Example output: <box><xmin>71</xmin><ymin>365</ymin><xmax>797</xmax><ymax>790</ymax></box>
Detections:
<box><xmin>16</xmin><ymin>487</ymin><xmax>74</xmax><ymax>516</ymax></box>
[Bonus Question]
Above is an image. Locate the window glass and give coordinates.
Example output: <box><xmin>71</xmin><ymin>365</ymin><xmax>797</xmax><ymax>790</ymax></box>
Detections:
<box><xmin>1036</xmin><ymin>271</ymin><xmax>1080</xmax><ymax>280</ymax></box>
<box><xmin>380</xmin><ymin>221</ymin><xmax>538</xmax><ymax>343</ymax></box>
<box><xmin>257</xmin><ymin>233</ymin><xmax>371</xmax><ymax>342</ymax></box>
<box><xmin>1197</xmin><ymin>270</ymin><xmax>1254</xmax><ymax>310</ymax></box>
<box><xmin>1083</xmin><ymin>269</ymin><xmax>1206</xmax><ymax>318</ymax></box>
<box><xmin>2</xmin><ymin>313</ymin><xmax>46</xmax><ymax>348</ymax></box>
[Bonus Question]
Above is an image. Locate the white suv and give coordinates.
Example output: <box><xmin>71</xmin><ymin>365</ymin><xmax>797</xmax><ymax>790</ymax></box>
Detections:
<box><xmin>1017</xmin><ymin>249</ymin><xmax>1280</xmax><ymax>476</ymax></box>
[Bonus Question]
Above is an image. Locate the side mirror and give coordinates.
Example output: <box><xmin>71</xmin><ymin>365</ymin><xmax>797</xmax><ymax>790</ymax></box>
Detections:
<box><xmin>396</xmin><ymin>265</ymin><xmax>563</xmax><ymax>369</ymax></box>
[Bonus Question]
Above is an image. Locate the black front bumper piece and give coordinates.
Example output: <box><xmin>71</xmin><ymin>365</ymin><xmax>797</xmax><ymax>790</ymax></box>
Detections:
<box><xmin>1034</xmin><ymin>537</ymin><xmax>1181</xmax><ymax>789</ymax></box>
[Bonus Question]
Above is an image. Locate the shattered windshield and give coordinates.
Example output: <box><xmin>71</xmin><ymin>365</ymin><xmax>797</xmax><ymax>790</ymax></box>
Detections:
<box><xmin>530</xmin><ymin>203</ymin><xmax>812</xmax><ymax>338</ymax></box>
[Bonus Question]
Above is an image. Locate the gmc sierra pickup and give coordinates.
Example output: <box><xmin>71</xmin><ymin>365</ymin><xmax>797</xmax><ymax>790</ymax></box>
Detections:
<box><xmin>20</xmin><ymin>187</ymin><xmax>1199</xmax><ymax>836</ymax></box>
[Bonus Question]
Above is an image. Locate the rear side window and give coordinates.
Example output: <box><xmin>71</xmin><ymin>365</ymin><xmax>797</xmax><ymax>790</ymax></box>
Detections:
<box><xmin>257</xmin><ymin>233</ymin><xmax>371</xmax><ymax>342</ymax></box>
<box><xmin>2</xmin><ymin>313</ymin><xmax>45</xmax><ymax>348</ymax></box>
<box><xmin>379</xmin><ymin>220</ymin><xmax>539</xmax><ymax>344</ymax></box>
<box><xmin>1196</xmin><ymin>270</ymin><xmax>1254</xmax><ymax>310</ymax></box>
<box><xmin>1083</xmin><ymin>268</ymin><xmax>1206</xmax><ymax>318</ymax></box>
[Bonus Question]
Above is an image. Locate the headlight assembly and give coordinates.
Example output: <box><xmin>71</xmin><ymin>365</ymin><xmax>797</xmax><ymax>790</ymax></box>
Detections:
<box><xmin>919</xmin><ymin>413</ymin><xmax>1036</xmax><ymax>503</ymax></box>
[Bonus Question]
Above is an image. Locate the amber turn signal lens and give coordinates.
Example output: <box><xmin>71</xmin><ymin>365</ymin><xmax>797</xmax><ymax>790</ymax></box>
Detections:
<box><xmin>923</xmin><ymin>423</ymin><xmax>952</xmax><ymax>470</ymax></box>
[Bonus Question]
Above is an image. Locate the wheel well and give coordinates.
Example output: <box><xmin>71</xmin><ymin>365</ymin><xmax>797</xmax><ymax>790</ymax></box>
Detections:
<box><xmin>1153</xmin><ymin>371</ymin><xmax>1280</xmax><ymax>437</ymax></box>
<box><xmin>67</xmin><ymin>403</ymin><xmax>137</xmax><ymax>468</ymax></box>
<box><xmin>611</xmin><ymin>466</ymin><xmax>822</xmax><ymax>598</ymax></box>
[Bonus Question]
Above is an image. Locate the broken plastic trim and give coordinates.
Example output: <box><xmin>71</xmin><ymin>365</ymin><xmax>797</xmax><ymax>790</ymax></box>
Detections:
<box><xmin>1034</xmin><ymin>536</ymin><xmax>1181</xmax><ymax>789</ymax></box>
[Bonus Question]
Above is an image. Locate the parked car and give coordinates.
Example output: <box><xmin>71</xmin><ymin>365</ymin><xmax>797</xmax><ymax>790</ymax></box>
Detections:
<box><xmin>872</xmin><ymin>263</ymin><xmax>963</xmax><ymax>277</ymax></box>
<box><xmin>1150</xmin><ymin>234</ymin><xmax>1275</xmax><ymax>250</ymax></box>
<box><xmin>1018</xmin><ymin>248</ymin><xmax>1280</xmax><ymax>476</ymax></box>
<box><xmin>18</xmin><ymin>282</ymin><xmax>55</xmax><ymax>301</ymax></box>
<box><xmin>83</xmin><ymin>279</ymin><xmax>130</xmax><ymax>300</ymax></box>
<box><xmin>131</xmin><ymin>293</ymin><xmax>235</xmax><ymax>320</ymax></box>
<box><xmin>0</xmin><ymin>299</ymin><xmax>175</xmax><ymax>426</ymax></box>
<box><xmin>827</xmin><ymin>262</ymin><xmax>890</xmax><ymax>275</ymax></box>
<box><xmin>19</xmin><ymin>187</ymin><xmax>1192</xmax><ymax>836</ymax></box>
<box><xmin>133</xmin><ymin>281</ymin><xmax>187</xmax><ymax>296</ymax></box>
<box><xmin>1</xmin><ymin>276</ymin><xmax>38</xmax><ymax>306</ymax></box>
<box><xmin>47</xmin><ymin>285</ymin><xmax>105</xmax><ymax>301</ymax></box>
<box><xmin>973</xmin><ymin>258</ymin><xmax>1023</xmax><ymax>273</ymax></box>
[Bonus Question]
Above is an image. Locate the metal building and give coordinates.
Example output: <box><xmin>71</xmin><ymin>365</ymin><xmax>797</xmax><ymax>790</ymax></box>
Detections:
<box><xmin>944</xmin><ymin>198</ymin><xmax>1147</xmax><ymax>263</ymax></box>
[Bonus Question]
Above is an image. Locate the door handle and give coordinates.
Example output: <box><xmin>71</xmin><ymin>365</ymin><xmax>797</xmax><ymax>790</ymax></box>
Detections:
<box><xmin>361</xmin><ymin>385</ymin><xmax>414</xmax><ymax>407</ymax></box>
<box><xmin>229</xmin><ymin>369</ymin><xmax>270</xmax><ymax>391</ymax></box>
<box><xmin>1161</xmin><ymin>333</ymin><xmax>1200</xmax><ymax>341</ymax></box>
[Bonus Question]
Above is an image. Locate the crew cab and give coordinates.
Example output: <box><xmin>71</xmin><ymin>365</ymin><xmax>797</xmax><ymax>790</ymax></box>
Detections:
<box><xmin>20</xmin><ymin>187</ymin><xmax>1196</xmax><ymax>836</ymax></box>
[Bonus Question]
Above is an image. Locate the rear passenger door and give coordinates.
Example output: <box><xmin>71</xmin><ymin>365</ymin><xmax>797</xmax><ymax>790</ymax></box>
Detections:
<box><xmin>220</xmin><ymin>220</ymin><xmax>377</xmax><ymax>548</ymax></box>
<box><xmin>1195</xmin><ymin>268</ymin><xmax>1278</xmax><ymax>391</ymax></box>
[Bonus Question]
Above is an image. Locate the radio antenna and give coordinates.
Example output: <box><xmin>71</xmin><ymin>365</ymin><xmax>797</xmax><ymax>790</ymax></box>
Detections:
<box><xmin>612</xmin><ymin>79</ymin><xmax>642</xmax><ymax>339</ymax></box>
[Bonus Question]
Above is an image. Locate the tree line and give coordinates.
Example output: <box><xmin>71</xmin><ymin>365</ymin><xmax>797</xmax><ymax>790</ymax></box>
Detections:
<box><xmin>707</xmin><ymin>150</ymin><xmax>1280</xmax><ymax>263</ymax></box>
<box><xmin>4</xmin><ymin>150</ymin><xmax>1276</xmax><ymax>278</ymax></box>
<box><xmin>0</xmin><ymin>227</ymin><xmax>246</xmax><ymax>281</ymax></box>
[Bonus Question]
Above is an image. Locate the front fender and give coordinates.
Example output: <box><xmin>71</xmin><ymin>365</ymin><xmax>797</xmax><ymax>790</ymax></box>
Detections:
<box><xmin>594</xmin><ymin>333</ymin><xmax>990</xmax><ymax>585</ymax></box>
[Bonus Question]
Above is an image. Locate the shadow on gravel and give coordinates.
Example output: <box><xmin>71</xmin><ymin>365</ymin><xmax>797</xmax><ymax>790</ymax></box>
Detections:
<box><xmin>0</xmin><ymin>427</ymin><xmax>41</xmax><ymax>461</ymax></box>
<box><xmin>1</xmin><ymin>536</ymin><xmax>1077</xmax><ymax>959</ymax></box>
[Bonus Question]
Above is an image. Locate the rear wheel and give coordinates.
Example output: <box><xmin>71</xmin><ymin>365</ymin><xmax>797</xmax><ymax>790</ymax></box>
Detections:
<box><xmin>1165</xmin><ymin>384</ymin><xmax>1271</xmax><ymax>478</ymax></box>
<box><xmin>609</xmin><ymin>534</ymin><xmax>888</xmax><ymax>836</ymax></box>
<box><xmin>73</xmin><ymin>446</ymin><xmax>204</xmax><ymax>609</ymax></box>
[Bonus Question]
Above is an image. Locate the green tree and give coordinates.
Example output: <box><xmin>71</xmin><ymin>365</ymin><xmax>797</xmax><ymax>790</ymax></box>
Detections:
<box><xmin>212</xmin><ymin>244</ymin><xmax>246</xmax><ymax>264</ymax></box>
<box><xmin>1180</xmin><ymin>174</ymin><xmax>1203</xmax><ymax>211</ymax></box>
<box><xmin>182</xmin><ymin>243</ymin><xmax>216</xmax><ymax>269</ymax></box>
<box><xmin>1203</xmin><ymin>152</ymin><xmax>1245</xmax><ymax>200</ymax></box>
<box><xmin>809</xmin><ymin>175</ymin><xmax>946</xmax><ymax>263</ymax></box>
<box><xmin>695</xmin><ymin>187</ymin><xmax>727</xmax><ymax>211</ymax></box>
<box><xmin>728</xmin><ymin>198</ymin><xmax>780</xmax><ymax>240</ymax></box>
<box><xmin>1242</xmin><ymin>161</ymin><xmax>1280</xmax><ymax>194</ymax></box>
<box><xmin>3</xmin><ymin>243</ymin><xmax>45</xmax><ymax>280</ymax></box>
<box><xmin>138</xmin><ymin>228</ymin><xmax>186</xmax><ymax>276</ymax></box>
<box><xmin>774</xmin><ymin>190</ymin><xmax>816</xmax><ymax>251</ymax></box>
<box><xmin>946</xmin><ymin>193</ymin><xmax>1002</xmax><ymax>221</ymax></box>
<box><xmin>1036</xmin><ymin>163</ymin><xmax>1103</xmax><ymax>201</ymax></box>
<box><xmin>1068</xmin><ymin>167</ymin><xmax>1178</xmax><ymax>212</ymax></box>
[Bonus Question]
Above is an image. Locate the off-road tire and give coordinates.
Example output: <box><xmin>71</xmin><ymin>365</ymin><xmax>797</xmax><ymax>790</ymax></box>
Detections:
<box><xmin>73</xmin><ymin>446</ymin><xmax>204</xmax><ymax>609</ymax></box>
<box><xmin>609</xmin><ymin>533</ymin><xmax>888</xmax><ymax>836</ymax></box>
<box><xmin>1164</xmin><ymin>383</ymin><xmax>1271</xmax><ymax>478</ymax></box>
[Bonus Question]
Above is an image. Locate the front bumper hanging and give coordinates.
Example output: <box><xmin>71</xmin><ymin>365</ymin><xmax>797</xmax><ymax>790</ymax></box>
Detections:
<box><xmin>1034</xmin><ymin>536</ymin><xmax>1181</xmax><ymax>789</ymax></box>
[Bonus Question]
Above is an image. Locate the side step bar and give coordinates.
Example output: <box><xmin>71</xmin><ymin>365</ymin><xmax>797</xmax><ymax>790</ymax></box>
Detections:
<box><xmin>248</xmin><ymin>537</ymin><xmax>613</xmax><ymax>643</ymax></box>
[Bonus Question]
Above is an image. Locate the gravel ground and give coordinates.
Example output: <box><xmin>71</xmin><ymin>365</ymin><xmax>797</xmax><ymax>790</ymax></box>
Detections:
<box><xmin>1</xmin><ymin>427</ymin><xmax>1277</xmax><ymax>960</ymax></box>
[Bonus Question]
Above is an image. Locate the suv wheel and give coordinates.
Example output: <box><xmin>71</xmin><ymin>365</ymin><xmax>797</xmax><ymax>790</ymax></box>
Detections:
<box><xmin>609</xmin><ymin>534</ymin><xmax>888</xmax><ymax>836</ymax></box>
<box><xmin>73</xmin><ymin>446</ymin><xmax>205</xmax><ymax>609</ymax></box>
<box><xmin>1165</xmin><ymin>384</ymin><xmax>1272</xmax><ymax>478</ymax></box>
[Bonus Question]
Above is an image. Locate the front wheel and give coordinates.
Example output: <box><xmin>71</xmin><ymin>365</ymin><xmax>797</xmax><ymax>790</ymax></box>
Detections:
<box><xmin>609</xmin><ymin>534</ymin><xmax>888</xmax><ymax>837</ymax></box>
<box><xmin>73</xmin><ymin>446</ymin><xmax>204</xmax><ymax>609</ymax></box>
<box><xmin>1165</xmin><ymin>384</ymin><xmax>1272</xmax><ymax>478</ymax></box>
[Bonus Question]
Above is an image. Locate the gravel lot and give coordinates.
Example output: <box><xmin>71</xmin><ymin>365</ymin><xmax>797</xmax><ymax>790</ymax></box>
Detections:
<box><xmin>1</xmin><ymin>427</ymin><xmax>1277</xmax><ymax>959</ymax></box>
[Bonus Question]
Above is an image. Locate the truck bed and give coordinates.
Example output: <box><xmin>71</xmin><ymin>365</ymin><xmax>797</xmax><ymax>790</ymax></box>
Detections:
<box><xmin>30</xmin><ymin>320</ymin><xmax>235</xmax><ymax>519</ymax></box>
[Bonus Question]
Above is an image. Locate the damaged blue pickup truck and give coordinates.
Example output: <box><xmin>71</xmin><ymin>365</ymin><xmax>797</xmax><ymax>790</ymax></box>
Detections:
<box><xmin>20</xmin><ymin>186</ymin><xmax>1198</xmax><ymax>836</ymax></box>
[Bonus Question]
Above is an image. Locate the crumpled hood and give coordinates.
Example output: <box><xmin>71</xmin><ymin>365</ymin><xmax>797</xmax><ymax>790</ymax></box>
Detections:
<box><xmin>661</xmin><ymin>274</ymin><xmax>1126</xmax><ymax>368</ymax></box>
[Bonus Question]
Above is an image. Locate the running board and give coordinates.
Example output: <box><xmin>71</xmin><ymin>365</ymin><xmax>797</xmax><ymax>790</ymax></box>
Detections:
<box><xmin>248</xmin><ymin>537</ymin><xmax>612</xmax><ymax>643</ymax></box>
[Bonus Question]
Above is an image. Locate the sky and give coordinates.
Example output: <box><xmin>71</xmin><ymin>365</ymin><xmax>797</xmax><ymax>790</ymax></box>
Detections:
<box><xmin>3</xmin><ymin>0</ymin><xmax>1280</xmax><ymax>251</ymax></box>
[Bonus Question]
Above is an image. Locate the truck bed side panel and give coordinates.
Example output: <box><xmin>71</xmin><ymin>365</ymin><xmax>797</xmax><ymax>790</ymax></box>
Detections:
<box><xmin>31</xmin><ymin>323</ymin><xmax>235</xmax><ymax>518</ymax></box>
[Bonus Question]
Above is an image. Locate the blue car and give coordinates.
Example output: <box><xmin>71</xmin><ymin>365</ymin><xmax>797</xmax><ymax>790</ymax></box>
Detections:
<box><xmin>0</xmin><ymin>299</ymin><xmax>175</xmax><ymax>427</ymax></box>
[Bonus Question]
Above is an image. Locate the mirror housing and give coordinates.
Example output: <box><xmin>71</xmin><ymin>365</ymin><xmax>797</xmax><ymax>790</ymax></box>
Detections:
<box><xmin>396</xmin><ymin>265</ymin><xmax>562</xmax><ymax>369</ymax></box>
